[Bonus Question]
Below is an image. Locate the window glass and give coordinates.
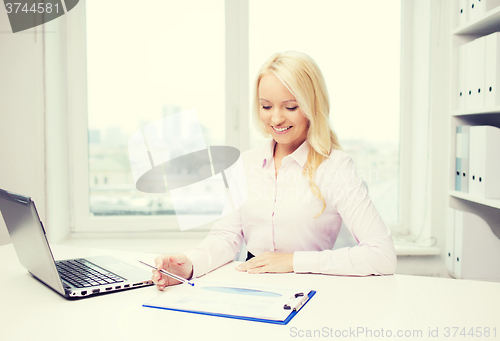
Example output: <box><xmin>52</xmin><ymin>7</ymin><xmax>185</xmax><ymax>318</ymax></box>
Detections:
<box><xmin>86</xmin><ymin>0</ymin><xmax>225</xmax><ymax>216</ymax></box>
<box><xmin>249</xmin><ymin>0</ymin><xmax>401</xmax><ymax>223</ymax></box>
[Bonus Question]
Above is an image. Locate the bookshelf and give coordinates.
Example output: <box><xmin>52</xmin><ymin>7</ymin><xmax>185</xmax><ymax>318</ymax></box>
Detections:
<box><xmin>447</xmin><ymin>1</ymin><xmax>500</xmax><ymax>281</ymax></box>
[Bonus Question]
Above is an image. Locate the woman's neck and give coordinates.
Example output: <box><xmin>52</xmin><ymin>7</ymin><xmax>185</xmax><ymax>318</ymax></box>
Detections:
<box><xmin>273</xmin><ymin>138</ymin><xmax>306</xmax><ymax>158</ymax></box>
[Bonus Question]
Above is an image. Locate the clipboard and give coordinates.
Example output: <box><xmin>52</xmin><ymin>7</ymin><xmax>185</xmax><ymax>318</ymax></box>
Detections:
<box><xmin>143</xmin><ymin>281</ymin><xmax>316</xmax><ymax>325</ymax></box>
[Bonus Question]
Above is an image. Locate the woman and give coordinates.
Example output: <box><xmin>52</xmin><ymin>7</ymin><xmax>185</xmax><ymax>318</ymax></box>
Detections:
<box><xmin>152</xmin><ymin>51</ymin><xmax>397</xmax><ymax>290</ymax></box>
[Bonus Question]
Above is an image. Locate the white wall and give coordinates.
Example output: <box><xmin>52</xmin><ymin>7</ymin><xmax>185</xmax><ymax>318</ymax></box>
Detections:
<box><xmin>0</xmin><ymin>10</ymin><xmax>46</xmax><ymax>245</ymax></box>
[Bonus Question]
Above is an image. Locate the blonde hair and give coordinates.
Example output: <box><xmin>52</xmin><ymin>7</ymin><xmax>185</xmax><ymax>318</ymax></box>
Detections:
<box><xmin>253</xmin><ymin>51</ymin><xmax>342</xmax><ymax>218</ymax></box>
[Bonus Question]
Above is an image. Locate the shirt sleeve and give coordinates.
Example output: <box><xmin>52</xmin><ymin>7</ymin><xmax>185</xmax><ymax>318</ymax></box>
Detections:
<box><xmin>184</xmin><ymin>209</ymin><xmax>244</xmax><ymax>278</ymax></box>
<box><xmin>293</xmin><ymin>155</ymin><xmax>397</xmax><ymax>276</ymax></box>
<box><xmin>183</xmin><ymin>154</ymin><xmax>247</xmax><ymax>278</ymax></box>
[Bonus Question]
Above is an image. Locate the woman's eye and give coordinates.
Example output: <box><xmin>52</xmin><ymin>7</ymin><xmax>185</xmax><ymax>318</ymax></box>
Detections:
<box><xmin>262</xmin><ymin>105</ymin><xmax>272</xmax><ymax>110</ymax></box>
<box><xmin>286</xmin><ymin>106</ymin><xmax>299</xmax><ymax>111</ymax></box>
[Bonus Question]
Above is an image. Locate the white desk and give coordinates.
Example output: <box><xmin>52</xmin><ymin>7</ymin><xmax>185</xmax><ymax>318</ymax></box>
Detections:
<box><xmin>1</xmin><ymin>244</ymin><xmax>499</xmax><ymax>341</ymax></box>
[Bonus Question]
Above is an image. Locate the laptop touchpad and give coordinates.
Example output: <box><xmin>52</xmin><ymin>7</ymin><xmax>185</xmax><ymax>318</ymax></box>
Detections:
<box><xmin>89</xmin><ymin>256</ymin><xmax>141</xmax><ymax>278</ymax></box>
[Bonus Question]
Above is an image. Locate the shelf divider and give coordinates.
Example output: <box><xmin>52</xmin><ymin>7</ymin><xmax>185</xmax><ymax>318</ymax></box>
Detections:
<box><xmin>451</xmin><ymin>105</ymin><xmax>500</xmax><ymax>117</ymax></box>
<box><xmin>453</xmin><ymin>6</ymin><xmax>500</xmax><ymax>35</ymax></box>
<box><xmin>449</xmin><ymin>190</ymin><xmax>500</xmax><ymax>210</ymax></box>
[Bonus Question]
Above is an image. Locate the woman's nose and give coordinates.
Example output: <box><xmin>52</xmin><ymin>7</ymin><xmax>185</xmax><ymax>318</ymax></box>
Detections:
<box><xmin>271</xmin><ymin>109</ymin><xmax>285</xmax><ymax>125</ymax></box>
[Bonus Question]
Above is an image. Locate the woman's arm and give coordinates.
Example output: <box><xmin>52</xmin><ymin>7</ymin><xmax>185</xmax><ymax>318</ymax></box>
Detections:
<box><xmin>181</xmin><ymin>155</ymin><xmax>248</xmax><ymax>278</ymax></box>
<box><xmin>184</xmin><ymin>207</ymin><xmax>245</xmax><ymax>277</ymax></box>
<box><xmin>151</xmin><ymin>207</ymin><xmax>244</xmax><ymax>289</ymax></box>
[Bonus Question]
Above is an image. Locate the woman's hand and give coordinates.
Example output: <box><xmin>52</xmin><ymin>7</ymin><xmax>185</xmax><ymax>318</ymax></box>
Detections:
<box><xmin>152</xmin><ymin>254</ymin><xmax>193</xmax><ymax>291</ymax></box>
<box><xmin>235</xmin><ymin>252</ymin><xmax>294</xmax><ymax>274</ymax></box>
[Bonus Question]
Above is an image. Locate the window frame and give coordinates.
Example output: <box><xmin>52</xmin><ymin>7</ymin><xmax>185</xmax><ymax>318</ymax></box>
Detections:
<box><xmin>64</xmin><ymin>0</ymin><xmax>408</xmax><ymax>235</ymax></box>
<box><xmin>395</xmin><ymin>0</ymin><xmax>412</xmax><ymax>237</ymax></box>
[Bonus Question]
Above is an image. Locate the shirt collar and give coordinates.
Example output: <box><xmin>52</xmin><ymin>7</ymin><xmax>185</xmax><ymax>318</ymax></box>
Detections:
<box><xmin>261</xmin><ymin>139</ymin><xmax>310</xmax><ymax>169</ymax></box>
<box><xmin>261</xmin><ymin>139</ymin><xmax>275</xmax><ymax>168</ymax></box>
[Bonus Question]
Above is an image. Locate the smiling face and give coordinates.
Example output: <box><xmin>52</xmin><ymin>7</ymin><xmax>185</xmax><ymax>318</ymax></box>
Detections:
<box><xmin>258</xmin><ymin>73</ymin><xmax>309</xmax><ymax>155</ymax></box>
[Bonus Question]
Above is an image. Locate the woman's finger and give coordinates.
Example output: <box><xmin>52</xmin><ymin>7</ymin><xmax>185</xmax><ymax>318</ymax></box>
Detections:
<box><xmin>155</xmin><ymin>255</ymin><xmax>167</xmax><ymax>269</ymax></box>
<box><xmin>237</xmin><ymin>258</ymin><xmax>267</xmax><ymax>271</ymax></box>
<box><xmin>152</xmin><ymin>269</ymin><xmax>161</xmax><ymax>283</ymax></box>
<box><xmin>247</xmin><ymin>267</ymin><xmax>265</xmax><ymax>274</ymax></box>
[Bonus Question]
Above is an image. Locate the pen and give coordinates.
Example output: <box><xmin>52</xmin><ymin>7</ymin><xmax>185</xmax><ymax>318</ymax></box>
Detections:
<box><xmin>138</xmin><ymin>260</ymin><xmax>195</xmax><ymax>287</ymax></box>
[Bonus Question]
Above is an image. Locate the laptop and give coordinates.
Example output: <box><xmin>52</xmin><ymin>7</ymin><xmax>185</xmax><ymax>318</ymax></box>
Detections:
<box><xmin>0</xmin><ymin>188</ymin><xmax>154</xmax><ymax>299</ymax></box>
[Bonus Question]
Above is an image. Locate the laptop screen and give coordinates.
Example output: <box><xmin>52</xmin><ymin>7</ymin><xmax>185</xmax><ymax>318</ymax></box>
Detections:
<box><xmin>0</xmin><ymin>189</ymin><xmax>65</xmax><ymax>295</ymax></box>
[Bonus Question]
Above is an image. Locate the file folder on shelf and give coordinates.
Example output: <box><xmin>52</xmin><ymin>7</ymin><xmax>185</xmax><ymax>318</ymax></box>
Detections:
<box><xmin>471</xmin><ymin>0</ymin><xmax>500</xmax><ymax>22</ymax></box>
<box><xmin>455</xmin><ymin>128</ymin><xmax>462</xmax><ymax>191</ymax></box>
<box><xmin>485</xmin><ymin>32</ymin><xmax>500</xmax><ymax>108</ymax></box>
<box><xmin>455</xmin><ymin>126</ymin><xmax>470</xmax><ymax>192</ymax></box>
<box><xmin>457</xmin><ymin>43</ymin><xmax>467</xmax><ymax>111</ymax></box>
<box><xmin>143</xmin><ymin>280</ymin><xmax>316</xmax><ymax>325</ymax></box>
<box><xmin>469</xmin><ymin>125</ymin><xmax>500</xmax><ymax>198</ymax></box>
<box><xmin>457</xmin><ymin>0</ymin><xmax>467</xmax><ymax>27</ymax></box>
<box><xmin>463</xmin><ymin>37</ymin><xmax>487</xmax><ymax>110</ymax></box>
<box><xmin>469</xmin><ymin>0</ymin><xmax>479</xmax><ymax>22</ymax></box>
<box><xmin>445</xmin><ymin>208</ymin><xmax>455</xmax><ymax>273</ymax></box>
<box><xmin>475</xmin><ymin>37</ymin><xmax>486</xmax><ymax>109</ymax></box>
<box><xmin>453</xmin><ymin>209</ymin><xmax>464</xmax><ymax>278</ymax></box>
<box><xmin>451</xmin><ymin>209</ymin><xmax>500</xmax><ymax>280</ymax></box>
<box><xmin>465</xmin><ymin>40</ymin><xmax>477</xmax><ymax>110</ymax></box>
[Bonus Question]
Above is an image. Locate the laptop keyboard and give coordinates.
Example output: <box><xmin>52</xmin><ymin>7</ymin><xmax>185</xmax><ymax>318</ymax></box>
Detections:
<box><xmin>56</xmin><ymin>259</ymin><xmax>125</xmax><ymax>288</ymax></box>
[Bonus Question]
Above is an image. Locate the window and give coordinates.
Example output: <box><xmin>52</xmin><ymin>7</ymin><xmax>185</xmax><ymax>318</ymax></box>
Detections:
<box><xmin>67</xmin><ymin>0</ymin><xmax>402</xmax><ymax>232</ymax></box>
<box><xmin>69</xmin><ymin>0</ymin><xmax>225</xmax><ymax>231</ymax></box>
<box><xmin>248</xmin><ymin>0</ymin><xmax>401</xmax><ymax>226</ymax></box>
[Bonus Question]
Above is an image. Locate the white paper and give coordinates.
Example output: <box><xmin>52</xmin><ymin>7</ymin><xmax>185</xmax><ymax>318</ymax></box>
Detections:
<box><xmin>144</xmin><ymin>280</ymin><xmax>312</xmax><ymax>322</ymax></box>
